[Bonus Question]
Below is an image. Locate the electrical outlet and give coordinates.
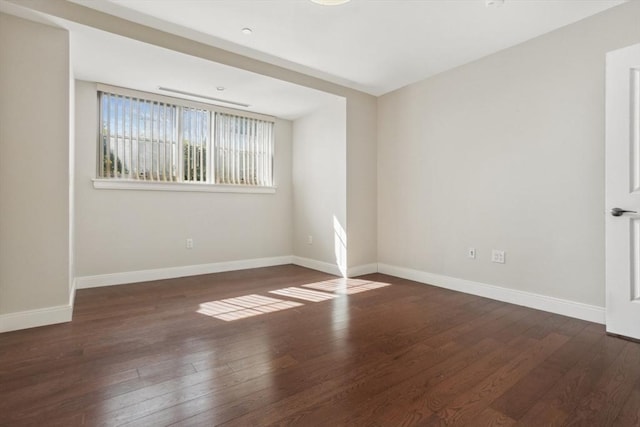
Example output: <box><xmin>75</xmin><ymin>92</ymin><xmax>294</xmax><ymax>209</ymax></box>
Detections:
<box><xmin>467</xmin><ymin>247</ymin><xmax>476</xmax><ymax>259</ymax></box>
<box><xmin>307</xmin><ymin>235</ymin><xmax>313</xmax><ymax>245</ymax></box>
<box><xmin>186</xmin><ymin>238</ymin><xmax>194</xmax><ymax>249</ymax></box>
<box><xmin>491</xmin><ymin>249</ymin><xmax>505</xmax><ymax>264</ymax></box>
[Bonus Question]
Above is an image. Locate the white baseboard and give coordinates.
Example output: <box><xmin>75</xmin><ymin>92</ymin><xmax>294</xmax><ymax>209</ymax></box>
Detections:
<box><xmin>0</xmin><ymin>280</ymin><xmax>77</xmax><ymax>333</ymax></box>
<box><xmin>2</xmin><ymin>260</ymin><xmax>605</xmax><ymax>333</ymax></box>
<box><xmin>348</xmin><ymin>263</ymin><xmax>379</xmax><ymax>277</ymax></box>
<box><xmin>76</xmin><ymin>256</ymin><xmax>293</xmax><ymax>289</ymax></box>
<box><xmin>69</xmin><ymin>277</ymin><xmax>76</xmax><ymax>307</ymax></box>
<box><xmin>0</xmin><ymin>303</ymin><xmax>73</xmax><ymax>333</ymax></box>
<box><xmin>292</xmin><ymin>256</ymin><xmax>342</xmax><ymax>276</ymax></box>
<box><xmin>377</xmin><ymin>263</ymin><xmax>605</xmax><ymax>324</ymax></box>
<box><xmin>77</xmin><ymin>257</ymin><xmax>378</xmax><ymax>289</ymax></box>
<box><xmin>291</xmin><ymin>258</ymin><xmax>378</xmax><ymax>278</ymax></box>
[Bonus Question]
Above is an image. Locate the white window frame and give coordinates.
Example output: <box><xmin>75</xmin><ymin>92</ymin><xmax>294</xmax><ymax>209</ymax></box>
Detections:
<box><xmin>93</xmin><ymin>84</ymin><xmax>276</xmax><ymax>194</ymax></box>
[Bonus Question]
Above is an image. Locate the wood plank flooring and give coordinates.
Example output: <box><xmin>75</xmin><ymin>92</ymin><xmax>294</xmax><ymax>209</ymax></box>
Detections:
<box><xmin>1</xmin><ymin>264</ymin><xmax>639</xmax><ymax>426</ymax></box>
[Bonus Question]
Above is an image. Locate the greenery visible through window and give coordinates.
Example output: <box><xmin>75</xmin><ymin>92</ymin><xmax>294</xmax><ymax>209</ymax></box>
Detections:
<box><xmin>98</xmin><ymin>88</ymin><xmax>274</xmax><ymax>187</ymax></box>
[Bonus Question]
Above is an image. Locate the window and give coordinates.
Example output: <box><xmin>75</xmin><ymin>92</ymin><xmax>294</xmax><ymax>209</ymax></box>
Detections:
<box><xmin>97</xmin><ymin>85</ymin><xmax>274</xmax><ymax>189</ymax></box>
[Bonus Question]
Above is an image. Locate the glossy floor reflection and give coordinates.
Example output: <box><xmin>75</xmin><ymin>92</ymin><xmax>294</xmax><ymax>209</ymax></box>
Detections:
<box><xmin>197</xmin><ymin>278</ymin><xmax>392</xmax><ymax>322</ymax></box>
<box><xmin>2</xmin><ymin>265</ymin><xmax>631</xmax><ymax>426</ymax></box>
<box><xmin>270</xmin><ymin>286</ymin><xmax>337</xmax><ymax>302</ymax></box>
<box><xmin>303</xmin><ymin>278</ymin><xmax>391</xmax><ymax>294</ymax></box>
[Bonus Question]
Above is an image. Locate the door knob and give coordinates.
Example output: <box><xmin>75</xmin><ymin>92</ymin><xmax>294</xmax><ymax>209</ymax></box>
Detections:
<box><xmin>611</xmin><ymin>207</ymin><xmax>638</xmax><ymax>217</ymax></box>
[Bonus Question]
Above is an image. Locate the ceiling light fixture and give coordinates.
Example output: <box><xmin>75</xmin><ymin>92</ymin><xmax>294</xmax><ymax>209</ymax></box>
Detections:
<box><xmin>216</xmin><ymin>86</ymin><xmax>225</xmax><ymax>91</ymax></box>
<box><xmin>241</xmin><ymin>27</ymin><xmax>253</xmax><ymax>35</ymax></box>
<box><xmin>485</xmin><ymin>0</ymin><xmax>505</xmax><ymax>7</ymax></box>
<box><xmin>158</xmin><ymin>86</ymin><xmax>250</xmax><ymax>108</ymax></box>
<box><xmin>310</xmin><ymin>0</ymin><xmax>351</xmax><ymax>5</ymax></box>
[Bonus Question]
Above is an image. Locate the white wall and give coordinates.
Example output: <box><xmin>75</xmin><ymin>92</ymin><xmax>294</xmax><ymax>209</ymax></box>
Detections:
<box><xmin>378</xmin><ymin>1</ymin><xmax>640</xmax><ymax>308</ymax></box>
<box><xmin>0</xmin><ymin>14</ymin><xmax>71</xmax><ymax>317</ymax></box>
<box><xmin>292</xmin><ymin>98</ymin><xmax>347</xmax><ymax>272</ymax></box>
<box><xmin>75</xmin><ymin>80</ymin><xmax>293</xmax><ymax>277</ymax></box>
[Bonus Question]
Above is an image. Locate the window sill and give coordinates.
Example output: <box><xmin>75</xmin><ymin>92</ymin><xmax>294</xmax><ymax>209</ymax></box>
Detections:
<box><xmin>92</xmin><ymin>179</ymin><xmax>277</xmax><ymax>194</ymax></box>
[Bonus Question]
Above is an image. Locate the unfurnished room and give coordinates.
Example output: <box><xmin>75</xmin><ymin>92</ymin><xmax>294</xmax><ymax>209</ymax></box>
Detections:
<box><xmin>1</xmin><ymin>0</ymin><xmax>640</xmax><ymax>425</ymax></box>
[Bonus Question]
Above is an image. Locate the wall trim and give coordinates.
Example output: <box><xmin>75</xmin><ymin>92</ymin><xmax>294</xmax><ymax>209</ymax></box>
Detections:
<box><xmin>92</xmin><ymin>179</ymin><xmax>277</xmax><ymax>194</ymax></box>
<box><xmin>377</xmin><ymin>263</ymin><xmax>605</xmax><ymax>324</ymax></box>
<box><xmin>2</xmin><ymin>261</ymin><xmax>605</xmax><ymax>332</ymax></box>
<box><xmin>348</xmin><ymin>263</ymin><xmax>379</xmax><ymax>277</ymax></box>
<box><xmin>291</xmin><ymin>256</ymin><xmax>342</xmax><ymax>276</ymax></box>
<box><xmin>0</xmin><ymin>279</ymin><xmax>77</xmax><ymax>333</ymax></box>
<box><xmin>75</xmin><ymin>257</ymin><xmax>378</xmax><ymax>290</ymax></box>
<box><xmin>291</xmin><ymin>258</ymin><xmax>379</xmax><ymax>278</ymax></box>
<box><xmin>76</xmin><ymin>256</ymin><xmax>293</xmax><ymax>289</ymax></box>
<box><xmin>69</xmin><ymin>278</ymin><xmax>76</xmax><ymax>307</ymax></box>
<box><xmin>0</xmin><ymin>303</ymin><xmax>73</xmax><ymax>333</ymax></box>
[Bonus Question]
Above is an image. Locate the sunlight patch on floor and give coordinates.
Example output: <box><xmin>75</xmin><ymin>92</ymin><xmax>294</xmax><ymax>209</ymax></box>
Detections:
<box><xmin>196</xmin><ymin>279</ymin><xmax>391</xmax><ymax>322</ymax></box>
<box><xmin>269</xmin><ymin>287</ymin><xmax>337</xmax><ymax>302</ymax></box>
<box><xmin>303</xmin><ymin>279</ymin><xmax>391</xmax><ymax>295</ymax></box>
<box><xmin>197</xmin><ymin>294</ymin><xmax>303</xmax><ymax>321</ymax></box>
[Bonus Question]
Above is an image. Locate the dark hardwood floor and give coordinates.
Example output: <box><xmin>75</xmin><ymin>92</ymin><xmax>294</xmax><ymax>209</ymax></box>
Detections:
<box><xmin>1</xmin><ymin>264</ymin><xmax>639</xmax><ymax>426</ymax></box>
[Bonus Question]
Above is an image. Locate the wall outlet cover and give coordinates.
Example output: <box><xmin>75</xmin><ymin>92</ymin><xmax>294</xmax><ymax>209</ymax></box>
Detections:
<box><xmin>491</xmin><ymin>249</ymin><xmax>505</xmax><ymax>264</ymax></box>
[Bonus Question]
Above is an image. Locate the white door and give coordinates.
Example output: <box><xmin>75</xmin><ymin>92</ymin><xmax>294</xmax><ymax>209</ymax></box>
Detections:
<box><xmin>606</xmin><ymin>42</ymin><xmax>640</xmax><ymax>340</ymax></box>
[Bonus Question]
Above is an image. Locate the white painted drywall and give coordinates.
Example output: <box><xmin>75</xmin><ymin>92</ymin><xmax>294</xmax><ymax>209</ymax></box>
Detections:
<box><xmin>0</xmin><ymin>13</ymin><xmax>71</xmax><ymax>313</ymax></box>
<box><xmin>378</xmin><ymin>1</ymin><xmax>640</xmax><ymax>307</ymax></box>
<box><xmin>74</xmin><ymin>80</ymin><xmax>293</xmax><ymax>277</ymax></box>
<box><xmin>292</xmin><ymin>98</ymin><xmax>347</xmax><ymax>271</ymax></box>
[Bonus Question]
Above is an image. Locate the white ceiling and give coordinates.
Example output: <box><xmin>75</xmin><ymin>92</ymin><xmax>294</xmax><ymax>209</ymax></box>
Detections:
<box><xmin>72</xmin><ymin>0</ymin><xmax>627</xmax><ymax>96</ymax></box>
<box><xmin>0</xmin><ymin>0</ymin><xmax>342</xmax><ymax>120</ymax></box>
<box><xmin>69</xmin><ymin>25</ymin><xmax>341</xmax><ymax>120</ymax></box>
<box><xmin>1</xmin><ymin>0</ymin><xmax>627</xmax><ymax>119</ymax></box>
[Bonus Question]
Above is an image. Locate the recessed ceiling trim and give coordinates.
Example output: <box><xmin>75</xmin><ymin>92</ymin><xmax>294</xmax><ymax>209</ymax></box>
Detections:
<box><xmin>59</xmin><ymin>0</ymin><xmax>628</xmax><ymax>96</ymax></box>
<box><xmin>485</xmin><ymin>0</ymin><xmax>505</xmax><ymax>7</ymax></box>
<box><xmin>158</xmin><ymin>86</ymin><xmax>250</xmax><ymax>108</ymax></box>
<box><xmin>310</xmin><ymin>0</ymin><xmax>351</xmax><ymax>5</ymax></box>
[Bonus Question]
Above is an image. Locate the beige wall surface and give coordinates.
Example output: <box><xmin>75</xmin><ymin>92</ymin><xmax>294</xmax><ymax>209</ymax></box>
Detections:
<box><xmin>347</xmin><ymin>93</ymin><xmax>378</xmax><ymax>270</ymax></box>
<box><xmin>0</xmin><ymin>13</ymin><xmax>70</xmax><ymax>313</ymax></box>
<box><xmin>378</xmin><ymin>1</ymin><xmax>640</xmax><ymax>307</ymax></box>
<box><xmin>292</xmin><ymin>98</ymin><xmax>347</xmax><ymax>268</ymax></box>
<box><xmin>10</xmin><ymin>0</ymin><xmax>378</xmax><ymax>276</ymax></box>
<box><xmin>74</xmin><ymin>81</ymin><xmax>293</xmax><ymax>276</ymax></box>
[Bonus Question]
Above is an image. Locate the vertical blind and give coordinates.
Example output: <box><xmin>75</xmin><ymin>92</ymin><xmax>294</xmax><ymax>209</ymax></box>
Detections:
<box><xmin>214</xmin><ymin>113</ymin><xmax>274</xmax><ymax>186</ymax></box>
<box><xmin>181</xmin><ymin>107</ymin><xmax>209</xmax><ymax>183</ymax></box>
<box><xmin>99</xmin><ymin>92</ymin><xmax>178</xmax><ymax>181</ymax></box>
<box><xmin>98</xmin><ymin>89</ymin><xmax>275</xmax><ymax>187</ymax></box>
